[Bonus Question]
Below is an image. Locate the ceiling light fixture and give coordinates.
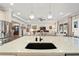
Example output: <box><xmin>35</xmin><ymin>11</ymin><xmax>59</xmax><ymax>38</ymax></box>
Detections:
<box><xmin>48</xmin><ymin>13</ymin><xmax>53</xmax><ymax>19</ymax></box>
<box><xmin>29</xmin><ymin>14</ymin><xmax>35</xmax><ymax>19</ymax></box>
<box><xmin>47</xmin><ymin>3</ymin><xmax>53</xmax><ymax>19</ymax></box>
<box><xmin>29</xmin><ymin>4</ymin><xmax>35</xmax><ymax>20</ymax></box>
<box><xmin>17</xmin><ymin>12</ymin><xmax>21</xmax><ymax>15</ymax></box>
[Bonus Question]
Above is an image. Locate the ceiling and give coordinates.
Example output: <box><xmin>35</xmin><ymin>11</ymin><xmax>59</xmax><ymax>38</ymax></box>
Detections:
<box><xmin>0</xmin><ymin>3</ymin><xmax>79</xmax><ymax>21</ymax></box>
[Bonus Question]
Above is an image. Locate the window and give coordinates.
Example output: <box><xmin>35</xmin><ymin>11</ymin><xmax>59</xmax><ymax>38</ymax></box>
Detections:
<box><xmin>74</xmin><ymin>21</ymin><xmax>78</xmax><ymax>28</ymax></box>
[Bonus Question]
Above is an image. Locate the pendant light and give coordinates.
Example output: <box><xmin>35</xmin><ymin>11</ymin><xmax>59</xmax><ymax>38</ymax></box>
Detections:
<box><xmin>29</xmin><ymin>12</ymin><xmax>35</xmax><ymax>19</ymax></box>
<box><xmin>47</xmin><ymin>3</ymin><xmax>53</xmax><ymax>19</ymax></box>
<box><xmin>17</xmin><ymin>12</ymin><xmax>21</xmax><ymax>15</ymax></box>
<box><xmin>29</xmin><ymin>4</ymin><xmax>35</xmax><ymax>20</ymax></box>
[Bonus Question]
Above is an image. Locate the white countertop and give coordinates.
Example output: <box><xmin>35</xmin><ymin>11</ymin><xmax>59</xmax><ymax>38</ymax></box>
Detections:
<box><xmin>0</xmin><ymin>36</ymin><xmax>79</xmax><ymax>56</ymax></box>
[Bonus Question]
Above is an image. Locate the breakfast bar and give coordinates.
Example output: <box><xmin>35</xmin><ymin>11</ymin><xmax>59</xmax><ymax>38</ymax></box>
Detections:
<box><xmin>0</xmin><ymin>36</ymin><xmax>79</xmax><ymax>56</ymax></box>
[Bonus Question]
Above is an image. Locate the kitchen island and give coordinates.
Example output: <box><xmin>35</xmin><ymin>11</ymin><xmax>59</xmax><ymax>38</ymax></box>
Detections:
<box><xmin>0</xmin><ymin>36</ymin><xmax>79</xmax><ymax>56</ymax></box>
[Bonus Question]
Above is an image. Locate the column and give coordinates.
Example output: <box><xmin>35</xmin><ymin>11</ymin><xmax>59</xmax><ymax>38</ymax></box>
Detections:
<box><xmin>68</xmin><ymin>17</ymin><xmax>73</xmax><ymax>36</ymax></box>
<box><xmin>19</xmin><ymin>24</ymin><xmax>22</xmax><ymax>37</ymax></box>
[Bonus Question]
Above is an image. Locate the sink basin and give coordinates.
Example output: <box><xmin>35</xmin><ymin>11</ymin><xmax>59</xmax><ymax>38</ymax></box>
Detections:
<box><xmin>25</xmin><ymin>43</ymin><xmax>57</xmax><ymax>50</ymax></box>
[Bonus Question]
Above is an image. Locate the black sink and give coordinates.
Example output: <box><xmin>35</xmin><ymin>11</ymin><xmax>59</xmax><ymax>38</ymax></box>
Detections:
<box><xmin>25</xmin><ymin>43</ymin><xmax>57</xmax><ymax>50</ymax></box>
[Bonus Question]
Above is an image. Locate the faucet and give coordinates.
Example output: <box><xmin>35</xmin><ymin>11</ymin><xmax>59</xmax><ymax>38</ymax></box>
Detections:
<box><xmin>39</xmin><ymin>37</ymin><xmax>43</xmax><ymax>42</ymax></box>
<box><xmin>39</xmin><ymin>30</ymin><xmax>44</xmax><ymax>42</ymax></box>
<box><xmin>35</xmin><ymin>30</ymin><xmax>44</xmax><ymax>42</ymax></box>
<box><xmin>35</xmin><ymin>36</ymin><xmax>43</xmax><ymax>42</ymax></box>
<box><xmin>35</xmin><ymin>37</ymin><xmax>38</xmax><ymax>42</ymax></box>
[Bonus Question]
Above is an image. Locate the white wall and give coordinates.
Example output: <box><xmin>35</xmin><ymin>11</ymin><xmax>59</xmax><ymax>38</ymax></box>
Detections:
<box><xmin>0</xmin><ymin>10</ymin><xmax>11</xmax><ymax>22</ymax></box>
<box><xmin>0</xmin><ymin>11</ymin><xmax>5</xmax><ymax>21</ymax></box>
